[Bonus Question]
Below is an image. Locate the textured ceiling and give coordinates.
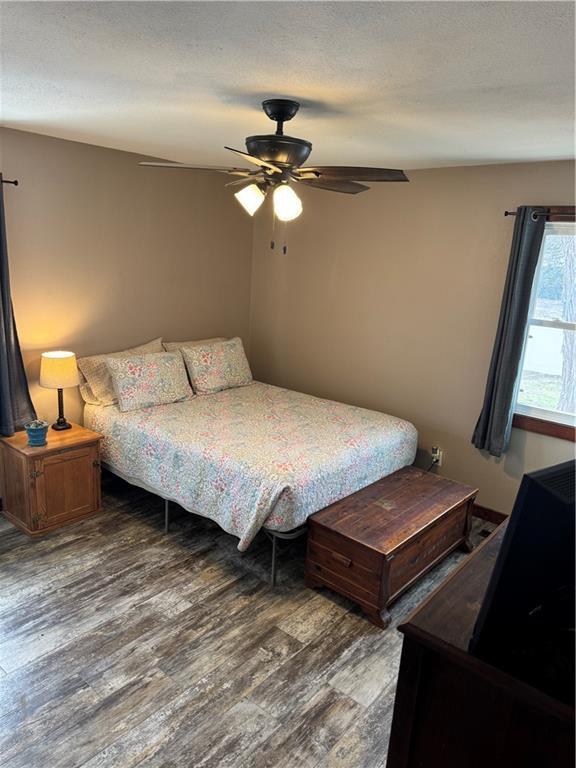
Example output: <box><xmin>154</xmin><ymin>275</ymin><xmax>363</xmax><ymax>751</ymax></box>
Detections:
<box><xmin>1</xmin><ymin>1</ymin><xmax>574</xmax><ymax>169</ymax></box>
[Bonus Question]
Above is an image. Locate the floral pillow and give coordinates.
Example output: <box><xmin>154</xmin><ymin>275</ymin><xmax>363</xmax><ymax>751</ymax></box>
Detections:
<box><xmin>163</xmin><ymin>337</ymin><xmax>225</xmax><ymax>352</ymax></box>
<box><xmin>106</xmin><ymin>352</ymin><xmax>193</xmax><ymax>412</ymax></box>
<box><xmin>181</xmin><ymin>337</ymin><xmax>253</xmax><ymax>395</ymax></box>
<box><xmin>78</xmin><ymin>337</ymin><xmax>164</xmax><ymax>406</ymax></box>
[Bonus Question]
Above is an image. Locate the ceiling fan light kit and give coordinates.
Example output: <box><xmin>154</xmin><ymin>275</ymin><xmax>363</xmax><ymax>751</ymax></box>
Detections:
<box><xmin>140</xmin><ymin>98</ymin><xmax>409</xmax><ymax>222</ymax></box>
<box><xmin>234</xmin><ymin>183</ymin><xmax>266</xmax><ymax>216</ymax></box>
<box><xmin>273</xmin><ymin>184</ymin><xmax>303</xmax><ymax>222</ymax></box>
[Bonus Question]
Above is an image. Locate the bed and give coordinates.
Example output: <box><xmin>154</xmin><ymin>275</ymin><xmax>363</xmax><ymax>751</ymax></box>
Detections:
<box><xmin>85</xmin><ymin>381</ymin><xmax>417</xmax><ymax>575</ymax></box>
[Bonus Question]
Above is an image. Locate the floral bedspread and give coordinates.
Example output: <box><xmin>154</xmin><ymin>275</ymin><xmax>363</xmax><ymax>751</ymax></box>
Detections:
<box><xmin>85</xmin><ymin>383</ymin><xmax>417</xmax><ymax>550</ymax></box>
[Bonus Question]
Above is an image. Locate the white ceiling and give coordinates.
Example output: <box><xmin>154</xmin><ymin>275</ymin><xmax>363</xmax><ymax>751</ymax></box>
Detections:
<box><xmin>1</xmin><ymin>1</ymin><xmax>574</xmax><ymax>170</ymax></box>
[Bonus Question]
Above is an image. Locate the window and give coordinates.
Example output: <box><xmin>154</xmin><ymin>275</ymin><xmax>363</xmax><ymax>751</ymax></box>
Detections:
<box><xmin>514</xmin><ymin>221</ymin><xmax>576</xmax><ymax>432</ymax></box>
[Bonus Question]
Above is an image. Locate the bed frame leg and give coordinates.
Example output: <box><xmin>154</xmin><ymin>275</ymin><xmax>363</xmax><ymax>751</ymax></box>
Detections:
<box><xmin>270</xmin><ymin>534</ymin><xmax>278</xmax><ymax>587</ymax></box>
<box><xmin>267</xmin><ymin>525</ymin><xmax>307</xmax><ymax>588</ymax></box>
<box><xmin>164</xmin><ymin>499</ymin><xmax>170</xmax><ymax>533</ymax></box>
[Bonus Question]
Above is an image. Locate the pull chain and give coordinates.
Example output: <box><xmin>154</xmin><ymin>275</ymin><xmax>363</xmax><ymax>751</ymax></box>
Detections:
<box><xmin>270</xmin><ymin>208</ymin><xmax>276</xmax><ymax>251</ymax></box>
<box><xmin>270</xmin><ymin>211</ymin><xmax>289</xmax><ymax>254</ymax></box>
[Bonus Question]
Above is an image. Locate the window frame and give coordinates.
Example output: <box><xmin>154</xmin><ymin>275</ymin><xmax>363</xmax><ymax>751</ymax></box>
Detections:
<box><xmin>512</xmin><ymin>214</ymin><xmax>576</xmax><ymax>443</ymax></box>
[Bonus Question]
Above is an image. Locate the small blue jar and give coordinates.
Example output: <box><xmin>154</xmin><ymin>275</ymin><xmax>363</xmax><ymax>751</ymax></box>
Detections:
<box><xmin>25</xmin><ymin>420</ymin><xmax>49</xmax><ymax>447</ymax></box>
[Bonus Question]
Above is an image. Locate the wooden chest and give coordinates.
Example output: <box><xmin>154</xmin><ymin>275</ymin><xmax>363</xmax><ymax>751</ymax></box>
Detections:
<box><xmin>305</xmin><ymin>466</ymin><xmax>478</xmax><ymax>627</ymax></box>
<box><xmin>0</xmin><ymin>423</ymin><xmax>102</xmax><ymax>535</ymax></box>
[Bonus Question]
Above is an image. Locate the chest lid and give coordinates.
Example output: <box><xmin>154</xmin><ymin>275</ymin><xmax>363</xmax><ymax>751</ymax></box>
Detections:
<box><xmin>310</xmin><ymin>466</ymin><xmax>477</xmax><ymax>556</ymax></box>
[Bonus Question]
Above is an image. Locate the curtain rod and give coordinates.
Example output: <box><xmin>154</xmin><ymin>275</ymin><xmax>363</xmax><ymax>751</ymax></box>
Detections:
<box><xmin>504</xmin><ymin>207</ymin><xmax>575</xmax><ymax>219</ymax></box>
<box><xmin>504</xmin><ymin>209</ymin><xmax>550</xmax><ymax>217</ymax></box>
<box><xmin>1</xmin><ymin>179</ymin><xmax>18</xmax><ymax>186</ymax></box>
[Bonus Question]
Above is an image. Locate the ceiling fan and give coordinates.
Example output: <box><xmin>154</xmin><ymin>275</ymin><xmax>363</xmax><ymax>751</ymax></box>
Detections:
<box><xmin>140</xmin><ymin>98</ymin><xmax>409</xmax><ymax>221</ymax></box>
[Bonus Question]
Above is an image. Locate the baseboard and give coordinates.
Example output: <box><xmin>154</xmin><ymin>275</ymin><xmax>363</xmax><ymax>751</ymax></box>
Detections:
<box><xmin>472</xmin><ymin>503</ymin><xmax>507</xmax><ymax>526</ymax></box>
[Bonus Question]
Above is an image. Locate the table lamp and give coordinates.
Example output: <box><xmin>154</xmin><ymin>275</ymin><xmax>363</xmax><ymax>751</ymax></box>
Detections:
<box><xmin>39</xmin><ymin>351</ymin><xmax>80</xmax><ymax>431</ymax></box>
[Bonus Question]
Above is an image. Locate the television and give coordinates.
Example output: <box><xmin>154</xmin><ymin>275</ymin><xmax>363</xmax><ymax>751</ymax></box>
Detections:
<box><xmin>469</xmin><ymin>459</ymin><xmax>575</xmax><ymax>706</ymax></box>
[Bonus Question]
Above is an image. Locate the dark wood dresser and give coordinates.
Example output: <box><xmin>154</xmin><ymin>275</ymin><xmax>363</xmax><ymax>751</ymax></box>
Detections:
<box><xmin>305</xmin><ymin>467</ymin><xmax>477</xmax><ymax>627</ymax></box>
<box><xmin>386</xmin><ymin>525</ymin><xmax>575</xmax><ymax>767</ymax></box>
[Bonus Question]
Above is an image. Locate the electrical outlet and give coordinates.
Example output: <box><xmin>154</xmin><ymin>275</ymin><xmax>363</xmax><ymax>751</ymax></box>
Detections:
<box><xmin>431</xmin><ymin>446</ymin><xmax>444</xmax><ymax>467</ymax></box>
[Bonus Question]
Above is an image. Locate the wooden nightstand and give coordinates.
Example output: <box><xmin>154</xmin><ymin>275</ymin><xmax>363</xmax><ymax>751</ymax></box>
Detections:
<box><xmin>0</xmin><ymin>423</ymin><xmax>102</xmax><ymax>535</ymax></box>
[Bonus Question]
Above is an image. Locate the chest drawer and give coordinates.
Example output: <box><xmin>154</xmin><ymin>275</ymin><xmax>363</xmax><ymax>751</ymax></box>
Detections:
<box><xmin>307</xmin><ymin>538</ymin><xmax>383</xmax><ymax>592</ymax></box>
<box><xmin>306</xmin><ymin>559</ymin><xmax>382</xmax><ymax>610</ymax></box>
<box><xmin>309</xmin><ymin>523</ymin><xmax>383</xmax><ymax>573</ymax></box>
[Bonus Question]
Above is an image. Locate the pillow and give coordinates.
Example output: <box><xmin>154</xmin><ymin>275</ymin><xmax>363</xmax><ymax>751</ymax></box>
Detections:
<box><xmin>162</xmin><ymin>337</ymin><xmax>225</xmax><ymax>352</ymax></box>
<box><xmin>106</xmin><ymin>352</ymin><xmax>193</xmax><ymax>412</ymax></box>
<box><xmin>78</xmin><ymin>337</ymin><xmax>164</xmax><ymax>406</ymax></box>
<box><xmin>78</xmin><ymin>369</ymin><xmax>100</xmax><ymax>406</ymax></box>
<box><xmin>182</xmin><ymin>337</ymin><xmax>252</xmax><ymax>395</ymax></box>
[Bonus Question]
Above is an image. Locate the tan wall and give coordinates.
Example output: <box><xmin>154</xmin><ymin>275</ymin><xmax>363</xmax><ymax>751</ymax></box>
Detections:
<box><xmin>249</xmin><ymin>161</ymin><xmax>575</xmax><ymax>514</ymax></box>
<box><xmin>0</xmin><ymin>128</ymin><xmax>253</xmax><ymax>424</ymax></box>
<box><xmin>2</xmin><ymin>128</ymin><xmax>572</xmax><ymax>514</ymax></box>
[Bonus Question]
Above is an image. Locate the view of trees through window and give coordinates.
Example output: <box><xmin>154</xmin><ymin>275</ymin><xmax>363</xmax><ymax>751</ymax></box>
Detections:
<box><xmin>516</xmin><ymin>224</ymin><xmax>575</xmax><ymax>420</ymax></box>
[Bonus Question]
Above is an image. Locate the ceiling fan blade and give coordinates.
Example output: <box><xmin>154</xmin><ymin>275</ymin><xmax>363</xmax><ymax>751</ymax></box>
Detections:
<box><xmin>139</xmin><ymin>161</ymin><xmax>253</xmax><ymax>176</ymax></box>
<box><xmin>224</xmin><ymin>147</ymin><xmax>282</xmax><ymax>174</ymax></box>
<box><xmin>296</xmin><ymin>166</ymin><xmax>409</xmax><ymax>182</ymax></box>
<box><xmin>225</xmin><ymin>176</ymin><xmax>267</xmax><ymax>187</ymax></box>
<box><xmin>298</xmin><ymin>178</ymin><xmax>370</xmax><ymax>195</ymax></box>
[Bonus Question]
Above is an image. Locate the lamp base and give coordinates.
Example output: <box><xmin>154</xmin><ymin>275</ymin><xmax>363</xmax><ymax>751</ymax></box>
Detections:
<box><xmin>52</xmin><ymin>418</ymin><xmax>72</xmax><ymax>431</ymax></box>
<box><xmin>52</xmin><ymin>389</ymin><xmax>72</xmax><ymax>430</ymax></box>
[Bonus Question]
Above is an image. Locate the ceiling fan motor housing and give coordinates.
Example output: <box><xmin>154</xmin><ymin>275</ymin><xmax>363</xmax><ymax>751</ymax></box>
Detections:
<box><xmin>140</xmin><ymin>95</ymin><xmax>408</xmax><ymax>199</ymax></box>
<box><xmin>245</xmin><ymin>134</ymin><xmax>312</xmax><ymax>168</ymax></box>
<box><xmin>245</xmin><ymin>98</ymin><xmax>312</xmax><ymax>168</ymax></box>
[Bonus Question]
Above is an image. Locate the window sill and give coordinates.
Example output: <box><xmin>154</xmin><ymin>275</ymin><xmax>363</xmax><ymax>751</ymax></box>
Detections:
<box><xmin>512</xmin><ymin>413</ymin><xmax>575</xmax><ymax>442</ymax></box>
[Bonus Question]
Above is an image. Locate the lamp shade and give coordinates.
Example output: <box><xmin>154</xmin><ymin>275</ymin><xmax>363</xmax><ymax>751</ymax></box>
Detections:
<box><xmin>234</xmin><ymin>184</ymin><xmax>266</xmax><ymax>216</ymax></box>
<box><xmin>39</xmin><ymin>351</ymin><xmax>80</xmax><ymax>389</ymax></box>
<box><xmin>273</xmin><ymin>184</ymin><xmax>302</xmax><ymax>222</ymax></box>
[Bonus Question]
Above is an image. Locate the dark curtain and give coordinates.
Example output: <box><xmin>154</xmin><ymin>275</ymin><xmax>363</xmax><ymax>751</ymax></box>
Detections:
<box><xmin>0</xmin><ymin>174</ymin><xmax>36</xmax><ymax>435</ymax></box>
<box><xmin>472</xmin><ymin>206</ymin><xmax>546</xmax><ymax>456</ymax></box>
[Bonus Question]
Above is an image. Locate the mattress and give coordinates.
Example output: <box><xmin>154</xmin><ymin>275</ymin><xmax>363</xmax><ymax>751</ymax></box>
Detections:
<box><xmin>85</xmin><ymin>382</ymin><xmax>417</xmax><ymax>550</ymax></box>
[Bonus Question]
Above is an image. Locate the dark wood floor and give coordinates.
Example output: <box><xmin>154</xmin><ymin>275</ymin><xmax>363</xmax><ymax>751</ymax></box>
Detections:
<box><xmin>0</xmin><ymin>473</ymin><xmax>493</xmax><ymax>768</ymax></box>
